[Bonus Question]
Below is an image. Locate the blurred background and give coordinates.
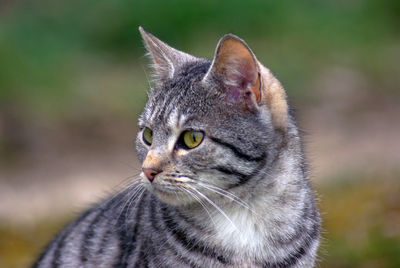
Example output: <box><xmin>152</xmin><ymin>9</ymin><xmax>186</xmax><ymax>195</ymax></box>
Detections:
<box><xmin>0</xmin><ymin>0</ymin><xmax>399</xmax><ymax>267</ymax></box>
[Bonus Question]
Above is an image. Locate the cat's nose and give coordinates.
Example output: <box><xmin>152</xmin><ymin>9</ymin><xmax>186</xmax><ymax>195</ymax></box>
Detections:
<box><xmin>142</xmin><ymin>168</ymin><xmax>161</xmax><ymax>182</ymax></box>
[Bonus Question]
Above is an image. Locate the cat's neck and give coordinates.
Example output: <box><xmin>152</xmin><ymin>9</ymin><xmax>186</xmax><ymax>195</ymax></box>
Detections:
<box><xmin>175</xmin><ymin>142</ymin><xmax>307</xmax><ymax>259</ymax></box>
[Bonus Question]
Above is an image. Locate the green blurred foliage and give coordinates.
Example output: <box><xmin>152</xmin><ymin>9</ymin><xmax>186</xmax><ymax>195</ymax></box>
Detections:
<box><xmin>0</xmin><ymin>0</ymin><xmax>399</xmax><ymax>118</ymax></box>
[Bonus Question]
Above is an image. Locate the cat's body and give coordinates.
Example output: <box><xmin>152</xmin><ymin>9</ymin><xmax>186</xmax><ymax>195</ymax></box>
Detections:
<box><xmin>34</xmin><ymin>27</ymin><xmax>320</xmax><ymax>268</ymax></box>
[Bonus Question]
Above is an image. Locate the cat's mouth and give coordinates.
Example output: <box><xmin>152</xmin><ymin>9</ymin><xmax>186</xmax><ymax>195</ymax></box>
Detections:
<box><xmin>145</xmin><ymin>178</ymin><xmax>193</xmax><ymax>205</ymax></box>
<box><xmin>151</xmin><ymin>184</ymin><xmax>178</xmax><ymax>195</ymax></box>
<box><xmin>142</xmin><ymin>172</ymin><xmax>228</xmax><ymax>207</ymax></box>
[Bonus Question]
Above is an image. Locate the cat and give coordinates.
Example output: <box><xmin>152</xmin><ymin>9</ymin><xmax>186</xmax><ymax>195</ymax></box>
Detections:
<box><xmin>33</xmin><ymin>27</ymin><xmax>321</xmax><ymax>268</ymax></box>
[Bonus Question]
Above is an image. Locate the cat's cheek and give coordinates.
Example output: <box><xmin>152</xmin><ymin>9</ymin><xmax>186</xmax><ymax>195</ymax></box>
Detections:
<box><xmin>205</xmin><ymin>144</ymin><xmax>217</xmax><ymax>154</ymax></box>
<box><xmin>174</xmin><ymin>148</ymin><xmax>190</xmax><ymax>158</ymax></box>
<box><xmin>137</xmin><ymin>152</ymin><xmax>146</xmax><ymax>163</ymax></box>
<box><xmin>174</xmin><ymin>146</ymin><xmax>209</xmax><ymax>165</ymax></box>
<box><xmin>135</xmin><ymin>139</ymin><xmax>148</xmax><ymax>163</ymax></box>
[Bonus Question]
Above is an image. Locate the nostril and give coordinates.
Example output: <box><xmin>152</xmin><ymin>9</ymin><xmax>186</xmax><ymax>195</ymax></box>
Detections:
<box><xmin>142</xmin><ymin>168</ymin><xmax>161</xmax><ymax>182</ymax></box>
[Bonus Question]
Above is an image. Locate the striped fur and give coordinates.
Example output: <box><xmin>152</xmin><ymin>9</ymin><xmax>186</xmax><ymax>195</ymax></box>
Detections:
<box><xmin>34</xmin><ymin>29</ymin><xmax>320</xmax><ymax>267</ymax></box>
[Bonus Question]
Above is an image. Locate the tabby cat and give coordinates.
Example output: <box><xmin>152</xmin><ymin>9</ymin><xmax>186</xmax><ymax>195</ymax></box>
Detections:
<box><xmin>34</xmin><ymin>27</ymin><xmax>320</xmax><ymax>268</ymax></box>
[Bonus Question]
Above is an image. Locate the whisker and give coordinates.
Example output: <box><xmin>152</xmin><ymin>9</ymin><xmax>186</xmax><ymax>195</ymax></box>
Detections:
<box><xmin>182</xmin><ymin>175</ymin><xmax>257</xmax><ymax>215</ymax></box>
<box><xmin>179</xmin><ymin>186</ymin><xmax>217</xmax><ymax>227</ymax></box>
<box><xmin>104</xmin><ymin>180</ymin><xmax>139</xmax><ymax>208</ymax></box>
<box><xmin>196</xmin><ymin>182</ymin><xmax>259</xmax><ymax>216</ymax></box>
<box><xmin>116</xmin><ymin>173</ymin><xmax>142</xmax><ymax>188</ymax></box>
<box><xmin>188</xmin><ymin>186</ymin><xmax>239</xmax><ymax>232</ymax></box>
<box><xmin>124</xmin><ymin>186</ymin><xmax>146</xmax><ymax>220</ymax></box>
<box><xmin>115</xmin><ymin>184</ymin><xmax>145</xmax><ymax>223</ymax></box>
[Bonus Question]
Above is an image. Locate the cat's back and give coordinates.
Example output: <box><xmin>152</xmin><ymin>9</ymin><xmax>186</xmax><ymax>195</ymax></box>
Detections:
<box><xmin>34</xmin><ymin>188</ymin><xmax>145</xmax><ymax>267</ymax></box>
<box><xmin>34</xmin><ymin>190</ymin><xmax>239</xmax><ymax>268</ymax></box>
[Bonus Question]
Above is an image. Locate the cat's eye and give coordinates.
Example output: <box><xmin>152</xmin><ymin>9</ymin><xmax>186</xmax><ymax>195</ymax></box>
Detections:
<box><xmin>179</xmin><ymin>130</ymin><xmax>204</xmax><ymax>149</ymax></box>
<box><xmin>142</xmin><ymin>127</ymin><xmax>153</xmax><ymax>145</ymax></box>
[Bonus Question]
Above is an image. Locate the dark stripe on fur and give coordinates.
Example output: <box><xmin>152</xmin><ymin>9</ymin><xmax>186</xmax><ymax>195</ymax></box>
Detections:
<box><xmin>96</xmin><ymin>228</ymin><xmax>111</xmax><ymax>256</ymax></box>
<box><xmin>79</xmin><ymin>210</ymin><xmax>103</xmax><ymax>263</ymax></box>
<box><xmin>227</xmin><ymin>156</ymin><xmax>268</xmax><ymax>188</ymax></box>
<box><xmin>210</xmin><ymin>137</ymin><xmax>266</xmax><ymax>162</ymax></box>
<box><xmin>161</xmin><ymin>205</ymin><xmax>230</xmax><ymax>265</ymax></box>
<box><xmin>175</xmin><ymin>208</ymin><xmax>207</xmax><ymax>233</ymax></box>
<box><xmin>95</xmin><ymin>189</ymin><xmax>137</xmax><ymax>257</ymax></box>
<box><xmin>79</xmin><ymin>194</ymin><xmax>121</xmax><ymax>263</ymax></box>
<box><xmin>150</xmin><ymin>200</ymin><xmax>195</xmax><ymax>267</ymax></box>
<box><xmin>134</xmin><ymin>243</ymin><xmax>150</xmax><ymax>268</ymax></box>
<box><xmin>47</xmin><ymin>208</ymin><xmax>94</xmax><ymax>267</ymax></box>
<box><xmin>213</xmin><ymin>166</ymin><xmax>249</xmax><ymax>181</ymax></box>
<box><xmin>114</xmin><ymin>191</ymin><xmax>147</xmax><ymax>267</ymax></box>
<box><xmin>149</xmin><ymin>196</ymin><xmax>161</xmax><ymax>232</ymax></box>
<box><xmin>263</xmin><ymin>221</ymin><xmax>319</xmax><ymax>268</ymax></box>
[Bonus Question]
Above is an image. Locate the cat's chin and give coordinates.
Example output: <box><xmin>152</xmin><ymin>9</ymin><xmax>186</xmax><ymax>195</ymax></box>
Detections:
<box><xmin>145</xmin><ymin>184</ymin><xmax>196</xmax><ymax>207</ymax></box>
<box><xmin>156</xmin><ymin>193</ymin><xmax>197</xmax><ymax>207</ymax></box>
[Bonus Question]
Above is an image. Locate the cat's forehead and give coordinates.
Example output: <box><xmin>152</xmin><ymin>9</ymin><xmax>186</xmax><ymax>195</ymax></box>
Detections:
<box><xmin>142</xmin><ymin>60</ymin><xmax>219</xmax><ymax>126</ymax></box>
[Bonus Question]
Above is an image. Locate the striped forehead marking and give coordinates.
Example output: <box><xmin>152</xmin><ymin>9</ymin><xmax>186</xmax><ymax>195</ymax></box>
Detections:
<box><xmin>167</xmin><ymin>109</ymin><xmax>180</xmax><ymax>129</ymax></box>
<box><xmin>166</xmin><ymin>109</ymin><xmax>187</xmax><ymax>151</ymax></box>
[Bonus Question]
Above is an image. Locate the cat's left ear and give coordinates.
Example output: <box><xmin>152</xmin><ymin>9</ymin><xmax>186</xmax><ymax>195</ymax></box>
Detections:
<box><xmin>203</xmin><ymin>34</ymin><xmax>288</xmax><ymax>131</ymax></box>
<box><xmin>139</xmin><ymin>26</ymin><xmax>196</xmax><ymax>84</ymax></box>
<box><xmin>203</xmin><ymin>34</ymin><xmax>262</xmax><ymax>108</ymax></box>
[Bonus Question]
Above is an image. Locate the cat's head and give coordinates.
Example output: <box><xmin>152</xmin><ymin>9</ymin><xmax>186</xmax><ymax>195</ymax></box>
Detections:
<box><xmin>136</xmin><ymin>27</ymin><xmax>289</xmax><ymax>206</ymax></box>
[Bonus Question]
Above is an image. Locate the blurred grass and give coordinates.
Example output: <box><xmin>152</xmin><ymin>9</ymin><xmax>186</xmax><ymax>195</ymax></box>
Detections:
<box><xmin>0</xmin><ymin>218</ymin><xmax>68</xmax><ymax>268</ymax></box>
<box><xmin>319</xmin><ymin>174</ymin><xmax>400</xmax><ymax>267</ymax></box>
<box><xmin>0</xmin><ymin>173</ymin><xmax>399</xmax><ymax>267</ymax></box>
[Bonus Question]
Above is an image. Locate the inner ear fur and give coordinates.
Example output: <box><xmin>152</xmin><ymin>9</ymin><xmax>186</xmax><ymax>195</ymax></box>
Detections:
<box><xmin>204</xmin><ymin>34</ymin><xmax>288</xmax><ymax>132</ymax></box>
<box><xmin>204</xmin><ymin>35</ymin><xmax>261</xmax><ymax>102</ymax></box>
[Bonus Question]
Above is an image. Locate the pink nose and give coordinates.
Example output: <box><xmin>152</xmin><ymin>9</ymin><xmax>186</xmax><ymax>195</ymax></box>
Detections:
<box><xmin>142</xmin><ymin>168</ymin><xmax>161</xmax><ymax>182</ymax></box>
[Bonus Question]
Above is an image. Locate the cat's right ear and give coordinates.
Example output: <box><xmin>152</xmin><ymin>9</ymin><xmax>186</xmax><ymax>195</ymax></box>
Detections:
<box><xmin>139</xmin><ymin>26</ymin><xmax>196</xmax><ymax>84</ymax></box>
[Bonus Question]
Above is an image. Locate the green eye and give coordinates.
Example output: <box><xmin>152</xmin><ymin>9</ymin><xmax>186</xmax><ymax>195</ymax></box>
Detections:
<box><xmin>182</xmin><ymin>130</ymin><xmax>204</xmax><ymax>149</ymax></box>
<box><xmin>142</xmin><ymin>127</ymin><xmax>153</xmax><ymax>145</ymax></box>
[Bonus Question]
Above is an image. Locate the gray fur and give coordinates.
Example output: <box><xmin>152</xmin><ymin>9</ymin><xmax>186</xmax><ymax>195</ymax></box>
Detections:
<box><xmin>34</xmin><ymin>28</ymin><xmax>320</xmax><ymax>268</ymax></box>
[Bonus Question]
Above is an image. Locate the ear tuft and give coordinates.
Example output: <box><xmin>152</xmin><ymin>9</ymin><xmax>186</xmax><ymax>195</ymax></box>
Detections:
<box><xmin>139</xmin><ymin>26</ymin><xmax>196</xmax><ymax>83</ymax></box>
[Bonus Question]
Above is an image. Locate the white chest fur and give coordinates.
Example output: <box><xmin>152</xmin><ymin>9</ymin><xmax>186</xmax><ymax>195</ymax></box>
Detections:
<box><xmin>212</xmin><ymin>207</ymin><xmax>266</xmax><ymax>257</ymax></box>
